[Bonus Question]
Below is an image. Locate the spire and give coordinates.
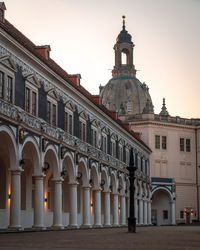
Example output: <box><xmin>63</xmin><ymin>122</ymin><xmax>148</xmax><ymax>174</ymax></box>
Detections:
<box><xmin>122</xmin><ymin>15</ymin><xmax>126</xmax><ymax>30</ymax></box>
<box><xmin>159</xmin><ymin>98</ymin><xmax>169</xmax><ymax>116</ymax></box>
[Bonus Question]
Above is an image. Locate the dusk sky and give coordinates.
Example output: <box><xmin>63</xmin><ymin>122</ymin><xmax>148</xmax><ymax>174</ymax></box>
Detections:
<box><xmin>4</xmin><ymin>0</ymin><xmax>200</xmax><ymax>118</ymax></box>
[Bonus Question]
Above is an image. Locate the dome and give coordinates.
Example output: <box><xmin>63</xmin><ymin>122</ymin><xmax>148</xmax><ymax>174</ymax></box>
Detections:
<box><xmin>101</xmin><ymin>76</ymin><xmax>153</xmax><ymax>116</ymax></box>
<box><xmin>117</xmin><ymin>26</ymin><xmax>133</xmax><ymax>44</ymax></box>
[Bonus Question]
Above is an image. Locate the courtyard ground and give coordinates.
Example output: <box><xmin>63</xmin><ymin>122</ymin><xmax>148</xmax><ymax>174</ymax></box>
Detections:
<box><xmin>0</xmin><ymin>225</ymin><xmax>200</xmax><ymax>250</ymax></box>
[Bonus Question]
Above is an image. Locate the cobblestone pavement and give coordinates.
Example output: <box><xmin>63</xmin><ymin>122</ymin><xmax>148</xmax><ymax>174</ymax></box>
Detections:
<box><xmin>0</xmin><ymin>226</ymin><xmax>200</xmax><ymax>250</ymax></box>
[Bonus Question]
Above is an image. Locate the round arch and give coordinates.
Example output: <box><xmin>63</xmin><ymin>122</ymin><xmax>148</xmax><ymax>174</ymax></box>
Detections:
<box><xmin>0</xmin><ymin>125</ymin><xmax>18</xmax><ymax>170</ymax></box>
<box><xmin>78</xmin><ymin>157</ymin><xmax>88</xmax><ymax>187</ymax></box>
<box><xmin>44</xmin><ymin>144</ymin><xmax>59</xmax><ymax>179</ymax></box>
<box><xmin>62</xmin><ymin>151</ymin><xmax>75</xmax><ymax>183</ymax></box>
<box><xmin>101</xmin><ymin>168</ymin><xmax>109</xmax><ymax>191</ymax></box>
<box><xmin>21</xmin><ymin>136</ymin><xmax>40</xmax><ymax>175</ymax></box>
<box><xmin>90</xmin><ymin>163</ymin><xmax>99</xmax><ymax>190</ymax></box>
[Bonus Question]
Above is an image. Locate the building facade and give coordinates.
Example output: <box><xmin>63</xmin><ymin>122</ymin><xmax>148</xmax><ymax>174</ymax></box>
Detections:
<box><xmin>0</xmin><ymin>3</ymin><xmax>151</xmax><ymax>230</ymax></box>
<box><xmin>100</xmin><ymin>17</ymin><xmax>200</xmax><ymax>225</ymax></box>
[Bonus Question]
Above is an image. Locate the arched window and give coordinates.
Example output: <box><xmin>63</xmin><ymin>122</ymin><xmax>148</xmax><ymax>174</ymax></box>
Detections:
<box><xmin>121</xmin><ymin>49</ymin><xmax>130</xmax><ymax>65</ymax></box>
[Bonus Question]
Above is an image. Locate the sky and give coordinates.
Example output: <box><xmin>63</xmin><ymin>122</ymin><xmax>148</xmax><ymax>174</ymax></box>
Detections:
<box><xmin>4</xmin><ymin>0</ymin><xmax>200</xmax><ymax>118</ymax></box>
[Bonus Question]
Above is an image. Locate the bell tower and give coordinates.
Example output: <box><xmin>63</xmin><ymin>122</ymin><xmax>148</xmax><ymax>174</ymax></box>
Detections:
<box><xmin>112</xmin><ymin>16</ymin><xmax>136</xmax><ymax>78</ymax></box>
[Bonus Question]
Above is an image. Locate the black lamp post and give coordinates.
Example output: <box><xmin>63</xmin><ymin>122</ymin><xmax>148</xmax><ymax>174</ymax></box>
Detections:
<box><xmin>127</xmin><ymin>147</ymin><xmax>137</xmax><ymax>233</ymax></box>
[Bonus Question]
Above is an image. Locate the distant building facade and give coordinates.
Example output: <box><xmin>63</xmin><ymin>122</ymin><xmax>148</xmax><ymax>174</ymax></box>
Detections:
<box><xmin>100</xmin><ymin>16</ymin><xmax>200</xmax><ymax>225</ymax></box>
<box><xmin>0</xmin><ymin>4</ymin><xmax>151</xmax><ymax>230</ymax></box>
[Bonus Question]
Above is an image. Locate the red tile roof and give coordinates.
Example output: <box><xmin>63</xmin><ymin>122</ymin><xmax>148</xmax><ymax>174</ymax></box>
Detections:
<box><xmin>0</xmin><ymin>19</ymin><xmax>151</xmax><ymax>152</ymax></box>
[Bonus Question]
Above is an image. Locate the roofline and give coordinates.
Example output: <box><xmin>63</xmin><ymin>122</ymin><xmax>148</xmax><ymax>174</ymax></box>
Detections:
<box><xmin>0</xmin><ymin>19</ymin><xmax>151</xmax><ymax>153</ymax></box>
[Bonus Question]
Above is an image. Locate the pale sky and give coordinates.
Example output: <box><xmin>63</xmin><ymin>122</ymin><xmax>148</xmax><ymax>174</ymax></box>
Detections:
<box><xmin>4</xmin><ymin>0</ymin><xmax>200</xmax><ymax>118</ymax></box>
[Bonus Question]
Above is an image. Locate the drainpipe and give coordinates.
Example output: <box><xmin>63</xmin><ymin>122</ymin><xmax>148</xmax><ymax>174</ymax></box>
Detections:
<box><xmin>195</xmin><ymin>128</ymin><xmax>199</xmax><ymax>221</ymax></box>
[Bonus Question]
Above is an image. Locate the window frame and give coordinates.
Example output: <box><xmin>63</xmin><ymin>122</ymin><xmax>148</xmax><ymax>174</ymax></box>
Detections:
<box><xmin>155</xmin><ymin>135</ymin><xmax>160</xmax><ymax>149</ymax></box>
<box><xmin>0</xmin><ymin>57</ymin><xmax>16</xmax><ymax>104</ymax></box>
<box><xmin>79</xmin><ymin>117</ymin><xmax>87</xmax><ymax>142</ymax></box>
<box><xmin>25</xmin><ymin>81</ymin><xmax>39</xmax><ymax>116</ymax></box>
<box><xmin>186</xmin><ymin>138</ymin><xmax>191</xmax><ymax>152</ymax></box>
<box><xmin>46</xmin><ymin>95</ymin><xmax>58</xmax><ymax>127</ymax></box>
<box><xmin>64</xmin><ymin>107</ymin><xmax>74</xmax><ymax>135</ymax></box>
<box><xmin>180</xmin><ymin>138</ymin><xmax>184</xmax><ymax>152</ymax></box>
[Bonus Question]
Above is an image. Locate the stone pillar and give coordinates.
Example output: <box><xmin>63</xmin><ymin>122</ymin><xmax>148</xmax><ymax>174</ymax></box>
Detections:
<box><xmin>113</xmin><ymin>194</ymin><xmax>119</xmax><ymax>226</ymax></box>
<box><xmin>69</xmin><ymin>183</ymin><xmax>78</xmax><ymax>228</ymax></box>
<box><xmin>94</xmin><ymin>189</ymin><xmax>101</xmax><ymax>227</ymax></box>
<box><xmin>120</xmin><ymin>195</ymin><xmax>126</xmax><ymax>226</ymax></box>
<box><xmin>33</xmin><ymin>176</ymin><xmax>45</xmax><ymax>228</ymax></box>
<box><xmin>147</xmin><ymin>200</ymin><xmax>152</xmax><ymax>225</ymax></box>
<box><xmin>52</xmin><ymin>180</ymin><xmax>63</xmax><ymax>228</ymax></box>
<box><xmin>104</xmin><ymin>191</ymin><xmax>111</xmax><ymax>226</ymax></box>
<box><xmin>171</xmin><ymin>201</ymin><xmax>176</xmax><ymax>225</ymax></box>
<box><xmin>139</xmin><ymin>199</ymin><xmax>143</xmax><ymax>225</ymax></box>
<box><xmin>144</xmin><ymin>200</ymin><xmax>148</xmax><ymax>225</ymax></box>
<box><xmin>83</xmin><ymin>186</ymin><xmax>91</xmax><ymax>227</ymax></box>
<box><xmin>134</xmin><ymin>198</ymin><xmax>138</xmax><ymax>224</ymax></box>
<box><xmin>9</xmin><ymin>170</ymin><xmax>21</xmax><ymax>229</ymax></box>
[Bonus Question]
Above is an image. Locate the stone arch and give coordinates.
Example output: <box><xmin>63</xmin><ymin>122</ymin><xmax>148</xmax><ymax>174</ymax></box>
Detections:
<box><xmin>43</xmin><ymin>144</ymin><xmax>59</xmax><ymax>179</ymax></box>
<box><xmin>151</xmin><ymin>187</ymin><xmax>174</xmax><ymax>226</ymax></box>
<box><xmin>151</xmin><ymin>186</ymin><xmax>173</xmax><ymax>202</ymax></box>
<box><xmin>0</xmin><ymin>125</ymin><xmax>17</xmax><ymax>170</ymax></box>
<box><xmin>100</xmin><ymin>168</ymin><xmax>109</xmax><ymax>191</ymax></box>
<box><xmin>118</xmin><ymin>175</ymin><xmax>125</xmax><ymax>195</ymax></box>
<box><xmin>110</xmin><ymin>172</ymin><xmax>117</xmax><ymax>194</ymax></box>
<box><xmin>21</xmin><ymin>136</ymin><xmax>40</xmax><ymax>175</ymax></box>
<box><xmin>78</xmin><ymin>157</ymin><xmax>88</xmax><ymax>187</ymax></box>
<box><xmin>62</xmin><ymin>151</ymin><xmax>75</xmax><ymax>183</ymax></box>
<box><xmin>90</xmin><ymin>163</ymin><xmax>99</xmax><ymax>190</ymax></box>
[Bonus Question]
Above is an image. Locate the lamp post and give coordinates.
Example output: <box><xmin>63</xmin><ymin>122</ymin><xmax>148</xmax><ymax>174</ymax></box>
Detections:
<box><xmin>127</xmin><ymin>147</ymin><xmax>137</xmax><ymax>233</ymax></box>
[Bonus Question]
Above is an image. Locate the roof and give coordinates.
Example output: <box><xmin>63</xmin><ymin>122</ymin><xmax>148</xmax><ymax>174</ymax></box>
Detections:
<box><xmin>0</xmin><ymin>18</ymin><xmax>151</xmax><ymax>153</ymax></box>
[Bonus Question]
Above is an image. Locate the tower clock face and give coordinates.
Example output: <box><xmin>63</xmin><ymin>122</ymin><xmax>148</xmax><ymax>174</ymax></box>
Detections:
<box><xmin>97</xmin><ymin>127</ymin><xmax>102</xmax><ymax>149</ymax></box>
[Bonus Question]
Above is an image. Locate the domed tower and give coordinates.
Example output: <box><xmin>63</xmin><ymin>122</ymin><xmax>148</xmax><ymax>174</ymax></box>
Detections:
<box><xmin>101</xmin><ymin>16</ymin><xmax>153</xmax><ymax>117</ymax></box>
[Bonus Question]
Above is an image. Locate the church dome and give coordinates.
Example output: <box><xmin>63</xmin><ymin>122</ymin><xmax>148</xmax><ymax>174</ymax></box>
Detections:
<box><xmin>101</xmin><ymin>16</ymin><xmax>153</xmax><ymax>116</ymax></box>
<box><xmin>101</xmin><ymin>77</ymin><xmax>153</xmax><ymax>115</ymax></box>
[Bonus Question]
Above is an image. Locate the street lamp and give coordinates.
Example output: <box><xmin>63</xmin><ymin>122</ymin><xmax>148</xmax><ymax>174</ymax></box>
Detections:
<box><xmin>127</xmin><ymin>147</ymin><xmax>137</xmax><ymax>233</ymax></box>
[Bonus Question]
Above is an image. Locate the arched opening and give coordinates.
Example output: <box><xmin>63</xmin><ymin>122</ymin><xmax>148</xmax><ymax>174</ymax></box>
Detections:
<box><xmin>121</xmin><ymin>49</ymin><xmax>130</xmax><ymax>65</ymax></box>
<box><xmin>43</xmin><ymin>147</ymin><xmax>59</xmax><ymax>227</ymax></box>
<box><xmin>62</xmin><ymin>154</ymin><xmax>75</xmax><ymax>227</ymax></box>
<box><xmin>21</xmin><ymin>139</ymin><xmax>40</xmax><ymax>228</ymax></box>
<box><xmin>90</xmin><ymin>165</ymin><xmax>99</xmax><ymax>226</ymax></box>
<box><xmin>151</xmin><ymin>188</ymin><xmax>172</xmax><ymax>226</ymax></box>
<box><xmin>77</xmin><ymin>160</ymin><xmax>88</xmax><ymax>227</ymax></box>
<box><xmin>100</xmin><ymin>170</ymin><xmax>108</xmax><ymax>225</ymax></box>
<box><xmin>0</xmin><ymin>129</ymin><xmax>17</xmax><ymax>228</ymax></box>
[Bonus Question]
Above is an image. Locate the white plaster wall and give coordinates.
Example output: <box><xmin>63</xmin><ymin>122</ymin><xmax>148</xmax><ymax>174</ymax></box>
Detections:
<box><xmin>133</xmin><ymin>122</ymin><xmax>197</xmax><ymax>223</ymax></box>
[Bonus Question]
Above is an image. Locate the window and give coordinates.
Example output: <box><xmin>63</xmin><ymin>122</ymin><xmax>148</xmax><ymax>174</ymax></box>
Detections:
<box><xmin>102</xmin><ymin>135</ymin><xmax>107</xmax><ymax>153</ymax></box>
<box><xmin>155</xmin><ymin>135</ymin><xmax>160</xmax><ymax>149</ymax></box>
<box><xmin>163</xmin><ymin>210</ymin><xmax>168</xmax><ymax>219</ymax></box>
<box><xmin>119</xmin><ymin>145</ymin><xmax>123</xmax><ymax>161</ymax></box>
<box><xmin>186</xmin><ymin>139</ymin><xmax>191</xmax><ymax>152</ymax></box>
<box><xmin>79</xmin><ymin>119</ymin><xmax>86</xmax><ymax>142</ymax></box>
<box><xmin>46</xmin><ymin>101</ymin><xmax>51</xmax><ymax>123</ymax></box>
<box><xmin>46</xmin><ymin>98</ymin><xmax>57</xmax><ymax>126</ymax></box>
<box><xmin>111</xmin><ymin>139</ymin><xmax>116</xmax><ymax>157</ymax></box>
<box><xmin>0</xmin><ymin>71</ymin><xmax>4</xmax><ymax>99</ymax></box>
<box><xmin>52</xmin><ymin>104</ymin><xmax>56</xmax><ymax>126</ymax></box>
<box><xmin>7</xmin><ymin>76</ymin><xmax>13</xmax><ymax>103</ymax></box>
<box><xmin>180</xmin><ymin>211</ymin><xmax>184</xmax><ymax>219</ymax></box>
<box><xmin>180</xmin><ymin>138</ymin><xmax>184</xmax><ymax>152</ymax></box>
<box><xmin>162</xmin><ymin>136</ymin><xmax>167</xmax><ymax>150</ymax></box>
<box><xmin>141</xmin><ymin>157</ymin><xmax>143</xmax><ymax>172</ymax></box>
<box><xmin>127</xmin><ymin>102</ymin><xmax>132</xmax><ymax>113</ymax></box>
<box><xmin>25</xmin><ymin>86</ymin><xmax>38</xmax><ymax>116</ymax></box>
<box><xmin>91</xmin><ymin>128</ymin><xmax>97</xmax><ymax>147</ymax></box>
<box><xmin>64</xmin><ymin>111</ymin><xmax>73</xmax><ymax>135</ymax></box>
<box><xmin>126</xmin><ymin>149</ymin><xmax>129</xmax><ymax>165</ymax></box>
